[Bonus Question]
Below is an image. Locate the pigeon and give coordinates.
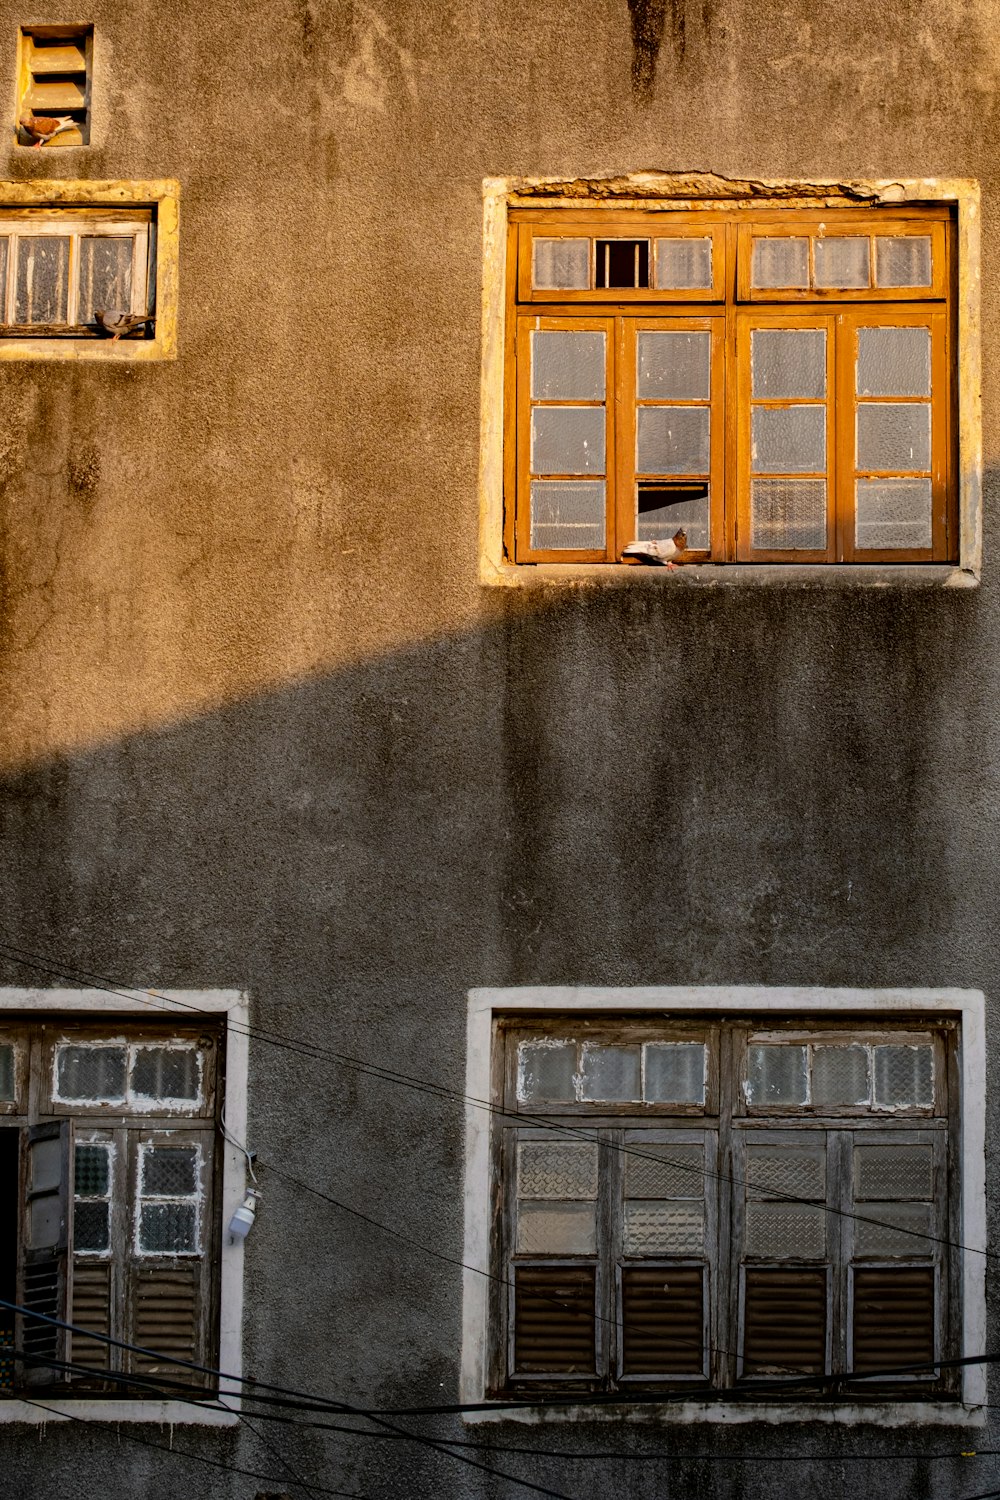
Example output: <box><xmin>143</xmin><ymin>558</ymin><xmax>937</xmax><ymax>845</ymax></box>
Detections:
<box><xmin>95</xmin><ymin>309</ymin><xmax>151</xmax><ymax>342</ymax></box>
<box><xmin>621</xmin><ymin>529</ymin><xmax>689</xmax><ymax>568</ymax></box>
<box><xmin>19</xmin><ymin>110</ymin><xmax>76</xmax><ymax>148</ymax></box>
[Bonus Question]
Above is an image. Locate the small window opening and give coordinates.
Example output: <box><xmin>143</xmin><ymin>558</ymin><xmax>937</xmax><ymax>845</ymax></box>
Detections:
<box><xmin>637</xmin><ymin>480</ymin><xmax>710</xmax><ymax>512</ymax></box>
<box><xmin>0</xmin><ymin>1130</ymin><xmax>18</xmax><ymax>1391</ymax></box>
<box><xmin>17</xmin><ymin>26</ymin><xmax>93</xmax><ymax>148</ymax></box>
<box><xmin>596</xmin><ymin>239</ymin><xmax>649</xmax><ymax>289</ymax></box>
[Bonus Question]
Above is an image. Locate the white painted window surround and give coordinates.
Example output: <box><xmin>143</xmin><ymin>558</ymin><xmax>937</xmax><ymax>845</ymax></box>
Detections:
<box><xmin>462</xmin><ymin>986</ymin><xmax>987</xmax><ymax>1426</ymax></box>
<box><xmin>0</xmin><ymin>987</ymin><xmax>248</xmax><ymax>1426</ymax></box>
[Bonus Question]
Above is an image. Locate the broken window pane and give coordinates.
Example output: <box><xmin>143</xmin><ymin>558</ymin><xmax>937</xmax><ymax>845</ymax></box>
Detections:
<box><xmin>643</xmin><ymin>1042</ymin><xmax>706</xmax><ymax>1104</ymax></box>
<box><xmin>595</xmin><ymin>239</ymin><xmax>649</xmax><ymax>289</ymax></box>
<box><xmin>142</xmin><ymin>1146</ymin><xmax>198</xmax><ymax>1196</ymax></box>
<box><xmin>635</xmin><ymin>488</ymin><xmax>710</xmax><ymax>550</ymax></box>
<box><xmin>132</xmin><ymin>1047</ymin><xmax>200</xmax><ymax>1102</ymax></box>
<box><xmin>14</xmin><ymin>236</ymin><xmax>70</xmax><ymax>324</ymax></box>
<box><xmin>57</xmin><ymin>1045</ymin><xmax>127</xmax><ymax>1102</ymax></box>
<box><xmin>532</xmin><ymin>238</ymin><xmax>590</xmax><ymax>290</ymax></box>
<box><xmin>654</xmin><ymin>236</ymin><xmax>712</xmax><ymax>290</ymax></box>
<box><xmin>579</xmin><ymin>1044</ymin><xmax>640</xmax><ymax>1101</ymax></box>
<box><xmin>78</xmin><ymin>235</ymin><xmax>134</xmax><ymax>326</ymax></box>
<box><xmin>531</xmin><ymin>330</ymin><xmax>605</xmax><ymax>402</ymax></box>
<box><xmin>517</xmin><ymin>1040</ymin><xmax>577</xmax><ymax>1102</ymax></box>
<box><xmin>872</xmin><ymin>1045</ymin><xmax>934</xmax><ymax>1108</ymax></box>
<box><xmin>529</xmin><ymin>480</ymin><xmax>606</xmax><ymax>550</ymax></box>
<box><xmin>751</xmin><ymin>237</ymin><xmax>809</xmax><ymax>289</ymax></box>
<box><xmin>746</xmin><ymin>1045</ymin><xmax>808</xmax><ymax>1105</ymax></box>
<box><xmin>139</xmin><ymin>1202</ymin><xmax>198</xmax><ymax>1254</ymax></box>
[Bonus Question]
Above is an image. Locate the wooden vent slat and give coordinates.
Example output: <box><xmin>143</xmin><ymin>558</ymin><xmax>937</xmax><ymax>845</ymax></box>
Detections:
<box><xmin>853</xmin><ymin>1266</ymin><xmax>935</xmax><ymax>1372</ymax></box>
<box><xmin>70</xmin><ymin>1262</ymin><xmax>111</xmax><ymax>1373</ymax></box>
<box><xmin>132</xmin><ymin>1265</ymin><xmax>205</xmax><ymax>1386</ymax></box>
<box><xmin>743</xmin><ymin>1267</ymin><xmax>827</xmax><ymax>1375</ymax></box>
<box><xmin>514</xmin><ymin>1265</ymin><xmax>596</xmax><ymax>1374</ymax></box>
<box><xmin>621</xmin><ymin>1265</ymin><xmax>704</xmax><ymax>1375</ymax></box>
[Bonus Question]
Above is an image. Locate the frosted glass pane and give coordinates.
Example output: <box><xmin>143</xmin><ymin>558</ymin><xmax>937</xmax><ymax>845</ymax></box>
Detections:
<box><xmin>875</xmin><ymin>236</ymin><xmax>932</xmax><ymax>288</ymax></box>
<box><xmin>139</xmin><ymin>1202</ymin><xmax>197</xmax><ymax>1254</ymax></box>
<box><xmin>873</xmin><ymin>1045</ymin><xmax>934</xmax><ymax>1107</ymax></box>
<box><xmin>855</xmin><ymin>1144</ymin><xmax>933</xmax><ymax>1201</ymax></box>
<box><xmin>746</xmin><ymin>1145</ymin><xmax>825</xmax><ymax>1199</ymax></box>
<box><xmin>518</xmin><ymin>1040</ymin><xmax>577</xmax><ymax>1102</ymax></box>
<box><xmin>529</xmin><ymin>480</ymin><xmax>606</xmax><ymax>550</ymax></box>
<box><xmin>580</xmin><ymin>1044</ymin><xmax>640</xmax><ymax>1101</ymax></box>
<box><xmin>854</xmin><ymin>1202</ymin><xmax>932</xmax><ymax>1256</ymax></box>
<box><xmin>57</xmin><ymin>1045</ymin><xmax>127</xmax><ymax>1102</ymax></box>
<box><xmin>78</xmin><ymin>236</ymin><xmax>134</xmax><ymax>326</ymax></box>
<box><xmin>856</xmin><ymin>404</ymin><xmax>930</xmax><ymax>472</ymax></box>
<box><xmin>626</xmin><ymin>1142</ymin><xmax>705</xmax><ymax>1199</ymax></box>
<box><xmin>752</xmin><ymin>237</ymin><xmax>809</xmax><ymax>288</ymax></box>
<box><xmin>636</xmin><ymin>492</ymin><xmax>710</xmax><ymax>549</ymax></box>
<box><xmin>15</xmin><ymin>236</ymin><xmax>70</xmax><ymax>324</ymax></box>
<box><xmin>625</xmin><ymin>1201</ymin><xmax>704</xmax><ymax>1254</ymax></box>
<box><xmin>132</xmin><ymin>1047</ymin><xmax>200</xmax><ymax>1101</ymax></box>
<box><xmin>811</xmin><ymin>1045</ymin><xmax>869</xmax><ymax>1106</ymax></box>
<box><xmin>636</xmin><ymin>330</ymin><xmax>711</xmax><ymax>399</ymax></box>
<box><xmin>518</xmin><ymin>1141</ymin><xmax>598</xmax><ymax>1199</ymax></box>
<box><xmin>143</xmin><ymin>1147</ymin><xmax>198</xmax><ymax>1196</ymax></box>
<box><xmin>752</xmin><ymin>406</ymin><xmax>826</xmax><ymax>473</ymax></box>
<box><xmin>636</xmin><ymin>407</ymin><xmax>710</xmax><ymax>474</ymax></box>
<box><xmin>74</xmin><ymin>1201</ymin><xmax>110</xmax><ymax>1252</ymax></box>
<box><xmin>0</xmin><ymin>1044</ymin><xmax>13</xmax><ymax>1100</ymax></box>
<box><xmin>643</xmin><ymin>1042</ymin><xmax>706</xmax><ymax>1104</ymax></box>
<box><xmin>532</xmin><ymin>237</ymin><xmax>590</xmax><ymax>290</ymax></box>
<box><xmin>746</xmin><ymin>1045</ymin><xmax>807</xmax><ymax>1105</ymax></box>
<box><xmin>813</xmin><ymin>236</ymin><xmax>870</xmax><ymax>289</ymax></box>
<box><xmin>531</xmin><ymin>330</ymin><xmax>605</xmax><ymax>401</ymax></box>
<box><xmin>751</xmin><ymin>329</ymin><xmax>826</xmax><ymax>399</ymax></box>
<box><xmin>655</xmin><ymin>237</ymin><xmax>712</xmax><ymax>289</ymax></box>
<box><xmin>0</xmin><ymin>239</ymin><xmax>8</xmax><ymax>323</ymax></box>
<box><xmin>75</xmin><ymin>1144</ymin><xmax>110</xmax><ymax>1196</ymax></box>
<box><xmin>855</xmin><ymin>479</ymin><xmax>933</xmax><ymax>550</ymax></box>
<box><xmin>746</xmin><ymin>1204</ymin><xmax>826</xmax><ymax>1259</ymax></box>
<box><xmin>531</xmin><ymin>408</ymin><xmax>605</xmax><ymax>475</ymax></box>
<box><xmin>516</xmin><ymin>1200</ymin><xmax>597</xmax><ymax>1254</ymax></box>
<box><xmin>751</xmin><ymin>480</ymin><xmax>827</xmax><ymax>550</ymax></box>
<box><xmin>857</xmin><ymin>327</ymin><xmax>931</xmax><ymax>397</ymax></box>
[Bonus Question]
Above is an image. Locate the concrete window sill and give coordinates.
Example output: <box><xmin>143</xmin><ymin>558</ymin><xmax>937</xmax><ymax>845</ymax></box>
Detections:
<box><xmin>480</xmin><ymin>563</ymin><xmax>979</xmax><ymax>590</ymax></box>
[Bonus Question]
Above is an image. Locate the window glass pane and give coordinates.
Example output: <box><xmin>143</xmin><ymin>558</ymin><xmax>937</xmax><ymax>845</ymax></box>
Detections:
<box><xmin>529</xmin><ymin>480</ymin><xmax>605</xmax><ymax>550</ymax></box>
<box><xmin>142</xmin><ymin>1145</ymin><xmax>198</xmax><ymax>1196</ymax></box>
<box><xmin>625</xmin><ymin>1141</ymin><xmax>704</xmax><ymax>1198</ymax></box>
<box><xmin>746</xmin><ymin>1144</ymin><xmax>825</xmax><ymax>1199</ymax></box>
<box><xmin>14</xmin><ymin>236</ymin><xmax>70</xmax><ymax>324</ymax></box>
<box><xmin>751</xmin><ymin>328</ymin><xmax>827</xmax><ymax>400</ymax></box>
<box><xmin>131</xmin><ymin>1047</ymin><xmax>200</xmax><ymax>1102</ymax></box>
<box><xmin>517</xmin><ymin>1040</ymin><xmax>577</xmax><ymax>1102</ymax></box>
<box><xmin>856</xmin><ymin>326</ymin><xmax>931</xmax><ymax>397</ymax></box>
<box><xmin>854</xmin><ymin>1143</ymin><xmax>933</xmax><ymax>1201</ymax></box>
<box><xmin>746</xmin><ymin>1045</ymin><xmax>808</xmax><ymax>1105</ymax></box>
<box><xmin>636</xmin><ymin>330</ymin><xmax>711</xmax><ymax>400</ymax></box>
<box><xmin>30</xmin><ymin>1137</ymin><xmax>62</xmax><ymax>1193</ymax></box>
<box><xmin>854</xmin><ymin>1202</ymin><xmax>932</xmax><ymax>1257</ymax></box>
<box><xmin>872</xmin><ymin>1045</ymin><xmax>934</xmax><ymax>1107</ymax></box>
<box><xmin>811</xmin><ymin>1045</ymin><xmax>869</xmax><ymax>1106</ymax></box>
<box><xmin>579</xmin><ymin>1044</ymin><xmax>640</xmax><ymax>1101</ymax></box>
<box><xmin>636</xmin><ymin>490</ymin><xmax>710</xmax><ymax>550</ymax></box>
<box><xmin>0</xmin><ymin>1044</ymin><xmax>13</xmax><ymax>1101</ymax></box>
<box><xmin>813</xmin><ymin>236</ymin><xmax>870</xmax><ymax>289</ymax></box>
<box><xmin>78</xmin><ymin>236</ymin><xmax>134</xmax><ymax>326</ymax></box>
<box><xmin>531</xmin><ymin>407</ymin><xmax>605</xmax><ymax>475</ymax></box>
<box><xmin>530</xmin><ymin>330</ymin><xmax>605</xmax><ymax>402</ymax></box>
<box><xmin>643</xmin><ymin>1042</ymin><xmax>706</xmax><ymax>1104</ymax></box>
<box><xmin>532</xmin><ymin>238</ymin><xmax>590</xmax><ymax>290</ymax></box>
<box><xmin>30</xmin><ymin>1197</ymin><xmax>60</xmax><ymax>1249</ymax></box>
<box><xmin>74</xmin><ymin>1201</ymin><xmax>110</xmax><ymax>1252</ymax></box>
<box><xmin>875</xmin><ymin>235</ymin><xmax>932</xmax><ymax>288</ymax></box>
<box><xmin>751</xmin><ymin>237</ymin><xmax>809</xmax><ymax>288</ymax></box>
<box><xmin>516</xmin><ymin>1200</ymin><xmax>597</xmax><ymax>1254</ymax></box>
<box><xmin>518</xmin><ymin>1141</ymin><xmax>598</xmax><ymax>1199</ymax></box>
<box><xmin>856</xmin><ymin>404</ymin><xmax>931</xmax><ymax>472</ymax></box>
<box><xmin>636</xmin><ymin>407</ymin><xmax>710</xmax><ymax>474</ymax></box>
<box><xmin>654</xmin><ymin>236</ymin><xmax>712</xmax><ymax>290</ymax></box>
<box><xmin>74</xmin><ymin>1143</ymin><xmax>110</xmax><ymax>1197</ymax></box>
<box><xmin>56</xmin><ymin>1045</ymin><xmax>127</xmax><ymax>1102</ymax></box>
<box><xmin>0</xmin><ymin>238</ymin><xmax>8</xmax><ymax>323</ymax></box>
<box><xmin>751</xmin><ymin>406</ymin><xmax>826</xmax><ymax>473</ymax></box>
<box><xmin>138</xmin><ymin>1201</ymin><xmax>197</xmax><ymax>1254</ymax></box>
<box><xmin>751</xmin><ymin>479</ymin><xmax>827</xmax><ymax>550</ymax></box>
<box><xmin>746</xmin><ymin>1203</ymin><xmax>826</xmax><ymax>1259</ymax></box>
<box><xmin>624</xmin><ymin>1201</ymin><xmax>704</xmax><ymax>1254</ymax></box>
<box><xmin>855</xmin><ymin>478</ymin><xmax>933</xmax><ymax>550</ymax></box>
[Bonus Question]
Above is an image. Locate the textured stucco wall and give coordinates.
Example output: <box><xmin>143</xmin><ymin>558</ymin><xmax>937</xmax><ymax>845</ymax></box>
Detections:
<box><xmin>0</xmin><ymin>1</ymin><xmax>997</xmax><ymax>1496</ymax></box>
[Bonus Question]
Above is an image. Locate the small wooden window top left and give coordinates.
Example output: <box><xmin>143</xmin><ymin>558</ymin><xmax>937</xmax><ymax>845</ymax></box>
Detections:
<box><xmin>17</xmin><ymin>25</ymin><xmax>93</xmax><ymax>148</ymax></box>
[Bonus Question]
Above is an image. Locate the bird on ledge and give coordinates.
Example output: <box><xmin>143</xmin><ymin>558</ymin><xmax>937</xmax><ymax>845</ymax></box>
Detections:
<box><xmin>621</xmin><ymin>529</ymin><xmax>688</xmax><ymax>568</ymax></box>
<box><xmin>19</xmin><ymin>110</ymin><xmax>76</xmax><ymax>147</ymax></box>
<box><xmin>95</xmin><ymin>310</ymin><xmax>151</xmax><ymax>342</ymax></box>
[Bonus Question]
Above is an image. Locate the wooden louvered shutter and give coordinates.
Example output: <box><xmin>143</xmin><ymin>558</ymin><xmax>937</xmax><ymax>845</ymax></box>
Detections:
<box><xmin>743</xmin><ymin>1266</ymin><xmax>827</xmax><ymax>1375</ymax></box>
<box><xmin>19</xmin><ymin>1120</ymin><xmax>74</xmax><ymax>1388</ymax></box>
<box><xmin>853</xmin><ymin>1266</ymin><xmax>935</xmax><ymax>1372</ymax></box>
<box><xmin>513</xmin><ymin>1265</ymin><xmax>596</xmax><ymax>1374</ymax></box>
<box><xmin>621</xmin><ymin>1265</ymin><xmax>704</xmax><ymax>1375</ymax></box>
<box><xmin>69</xmin><ymin>1263</ymin><xmax>112</xmax><ymax>1376</ymax></box>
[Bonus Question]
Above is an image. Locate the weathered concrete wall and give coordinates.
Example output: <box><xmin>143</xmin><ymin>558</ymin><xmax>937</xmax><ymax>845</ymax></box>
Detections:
<box><xmin>0</xmin><ymin>1</ymin><xmax>997</xmax><ymax>1496</ymax></box>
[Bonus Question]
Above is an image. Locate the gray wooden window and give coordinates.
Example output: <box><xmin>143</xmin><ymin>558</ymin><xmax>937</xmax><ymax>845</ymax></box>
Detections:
<box><xmin>0</xmin><ymin>213</ymin><xmax>154</xmax><ymax>337</ymax></box>
<box><xmin>492</xmin><ymin>1019</ymin><xmax>959</xmax><ymax>1399</ymax></box>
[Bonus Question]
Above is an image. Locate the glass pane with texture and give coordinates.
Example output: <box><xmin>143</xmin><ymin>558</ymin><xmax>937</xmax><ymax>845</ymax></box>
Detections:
<box><xmin>854</xmin><ymin>1143</ymin><xmax>933</xmax><ymax>1201</ymax></box>
<box><xmin>751</xmin><ymin>479</ymin><xmax>827</xmax><ymax>550</ymax></box>
<box><xmin>811</xmin><ymin>1045</ymin><xmax>869</xmax><ymax>1107</ymax></box>
<box><xmin>518</xmin><ymin>1040</ymin><xmax>577</xmax><ymax>1101</ymax></box>
<box><xmin>518</xmin><ymin>1141</ymin><xmax>598</xmax><ymax>1200</ymax></box>
<box><xmin>856</xmin><ymin>404</ymin><xmax>931</xmax><ymax>472</ymax></box>
<box><xmin>0</xmin><ymin>239</ymin><xmax>8</xmax><ymax>323</ymax></box>
<box><xmin>746</xmin><ymin>1045</ymin><xmax>808</xmax><ymax>1105</ymax></box>
<box><xmin>854</xmin><ymin>1202</ymin><xmax>932</xmax><ymax>1257</ymax></box>
<box><xmin>745</xmin><ymin>1144</ymin><xmax>825</xmax><ymax>1199</ymax></box>
<box><xmin>531</xmin><ymin>408</ymin><xmax>605</xmax><ymax>475</ymax></box>
<box><xmin>142</xmin><ymin>1146</ymin><xmax>198</xmax><ymax>1196</ymax></box>
<box><xmin>139</xmin><ymin>1202</ymin><xmax>198</xmax><ymax>1254</ymax></box>
<box><xmin>626</xmin><ymin>1141</ymin><xmax>705</xmax><ymax>1199</ymax></box>
<box><xmin>752</xmin><ymin>406</ymin><xmax>826</xmax><ymax>473</ymax></box>
<box><xmin>636</xmin><ymin>330</ymin><xmax>711</xmax><ymax>400</ymax></box>
<box><xmin>57</xmin><ymin>1045</ymin><xmax>127</xmax><ymax>1102</ymax></box>
<box><xmin>856</xmin><ymin>326</ymin><xmax>931</xmax><ymax>397</ymax></box>
<box><xmin>580</xmin><ymin>1044</ymin><xmax>640</xmax><ymax>1101</ymax></box>
<box><xmin>751</xmin><ymin>328</ymin><xmax>827</xmax><ymax>400</ymax></box>
<box><xmin>516</xmin><ymin>1200</ymin><xmax>597</xmax><ymax>1255</ymax></box>
<box><xmin>872</xmin><ymin>1045</ymin><xmax>934</xmax><ymax>1108</ymax></box>
<box><xmin>74</xmin><ymin>1143</ymin><xmax>110</xmax><ymax>1197</ymax></box>
<box><xmin>78</xmin><ymin>236</ymin><xmax>134</xmax><ymax>326</ymax></box>
<box><xmin>654</xmin><ymin>237</ymin><xmax>712</xmax><ymax>289</ymax></box>
<box><xmin>132</xmin><ymin>1047</ymin><xmax>200</xmax><ymax>1102</ymax></box>
<box><xmin>529</xmin><ymin>480</ymin><xmax>606</xmax><ymax>550</ymax></box>
<box><xmin>636</xmin><ymin>491</ymin><xmax>710</xmax><ymax>549</ymax></box>
<box><xmin>532</xmin><ymin>238</ymin><xmax>590</xmax><ymax>290</ymax></box>
<box><xmin>74</xmin><ymin>1201</ymin><xmax>110</xmax><ymax>1252</ymax></box>
<box><xmin>643</xmin><ymin>1042</ymin><xmax>706</xmax><ymax>1104</ymax></box>
<box><xmin>14</xmin><ymin>236</ymin><xmax>70</xmax><ymax>324</ymax></box>
<box><xmin>855</xmin><ymin>478</ymin><xmax>933</xmax><ymax>550</ymax></box>
<box><xmin>875</xmin><ymin>236</ymin><xmax>932</xmax><ymax>288</ymax></box>
<box><xmin>624</xmin><ymin>1201</ymin><xmax>704</xmax><ymax>1255</ymax></box>
<box><xmin>0</xmin><ymin>1043</ymin><xmax>13</xmax><ymax>1100</ymax></box>
<box><xmin>813</xmin><ymin>236</ymin><xmax>870</xmax><ymax>289</ymax></box>
<box><xmin>751</xmin><ymin>237</ymin><xmax>809</xmax><ymax>289</ymax></box>
<box><xmin>636</xmin><ymin>407</ymin><xmax>710</xmax><ymax>474</ymax></box>
<box><xmin>746</xmin><ymin>1203</ymin><xmax>826</xmax><ymax>1259</ymax></box>
<box><xmin>530</xmin><ymin>330</ymin><xmax>605</xmax><ymax>402</ymax></box>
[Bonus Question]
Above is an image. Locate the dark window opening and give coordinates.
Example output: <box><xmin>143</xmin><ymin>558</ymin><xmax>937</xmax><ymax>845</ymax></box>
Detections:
<box><xmin>596</xmin><ymin>239</ymin><xmax>649</xmax><ymax>289</ymax></box>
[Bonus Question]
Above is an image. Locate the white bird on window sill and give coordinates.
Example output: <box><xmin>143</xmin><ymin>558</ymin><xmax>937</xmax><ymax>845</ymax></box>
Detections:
<box><xmin>19</xmin><ymin>111</ymin><xmax>76</xmax><ymax>148</ymax></box>
<box><xmin>621</xmin><ymin>529</ymin><xmax>689</xmax><ymax>568</ymax></box>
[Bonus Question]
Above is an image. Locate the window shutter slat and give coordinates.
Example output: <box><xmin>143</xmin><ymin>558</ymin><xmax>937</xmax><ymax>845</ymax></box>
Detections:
<box><xmin>852</xmin><ymin>1266</ymin><xmax>935</xmax><ymax>1372</ymax></box>
<box><xmin>743</xmin><ymin>1267</ymin><xmax>827</xmax><ymax>1376</ymax></box>
<box><xmin>621</xmin><ymin>1265</ymin><xmax>704</xmax><ymax>1375</ymax></box>
<box><xmin>69</xmin><ymin>1262</ymin><xmax>112</xmax><ymax>1374</ymax></box>
<box><xmin>513</xmin><ymin>1265</ymin><xmax>596</xmax><ymax>1374</ymax></box>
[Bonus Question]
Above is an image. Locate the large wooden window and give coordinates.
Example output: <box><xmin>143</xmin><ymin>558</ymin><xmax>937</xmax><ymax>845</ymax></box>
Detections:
<box><xmin>490</xmin><ymin>1019</ymin><xmax>959</xmax><ymax>1399</ymax></box>
<box><xmin>505</xmin><ymin>208</ymin><xmax>956</xmax><ymax>565</ymax></box>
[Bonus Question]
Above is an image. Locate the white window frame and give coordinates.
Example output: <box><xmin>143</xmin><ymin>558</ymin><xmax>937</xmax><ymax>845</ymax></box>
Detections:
<box><xmin>0</xmin><ymin>987</ymin><xmax>248</xmax><ymax>1426</ymax></box>
<box><xmin>462</xmin><ymin>985</ymin><xmax>986</xmax><ymax>1425</ymax></box>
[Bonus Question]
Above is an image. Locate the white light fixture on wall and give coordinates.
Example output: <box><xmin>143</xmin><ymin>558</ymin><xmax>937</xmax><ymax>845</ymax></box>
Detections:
<box><xmin>229</xmin><ymin>1187</ymin><xmax>260</xmax><ymax>1241</ymax></box>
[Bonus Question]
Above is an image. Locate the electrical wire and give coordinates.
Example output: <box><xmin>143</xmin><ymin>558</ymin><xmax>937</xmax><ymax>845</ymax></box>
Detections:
<box><xmin>234</xmin><ymin>1404</ymin><xmax>320</xmax><ymax>1500</ymax></box>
